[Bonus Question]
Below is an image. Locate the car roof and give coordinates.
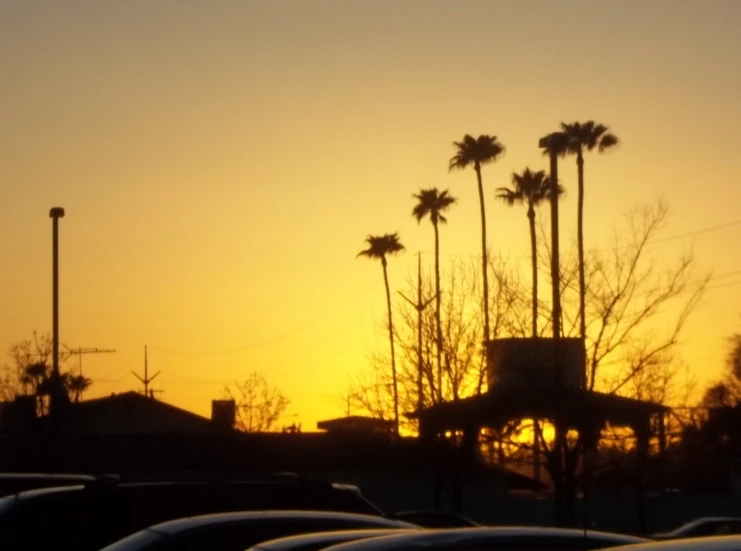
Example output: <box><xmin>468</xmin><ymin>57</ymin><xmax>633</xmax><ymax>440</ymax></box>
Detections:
<box><xmin>11</xmin><ymin>484</ymin><xmax>88</xmax><ymax>501</ymax></box>
<box><xmin>608</xmin><ymin>534</ymin><xmax>741</xmax><ymax>551</ymax></box>
<box><xmin>9</xmin><ymin>479</ymin><xmax>364</xmax><ymax>500</ymax></box>
<box><xmin>0</xmin><ymin>473</ymin><xmax>94</xmax><ymax>481</ymax></box>
<box><xmin>252</xmin><ymin>528</ymin><xmax>419</xmax><ymax>551</ymax></box>
<box><xmin>319</xmin><ymin>526</ymin><xmax>648</xmax><ymax>551</ymax></box>
<box><xmin>147</xmin><ymin>510</ymin><xmax>414</xmax><ymax>536</ymax></box>
<box><xmin>667</xmin><ymin>517</ymin><xmax>741</xmax><ymax>534</ymax></box>
<box><xmin>679</xmin><ymin>516</ymin><xmax>741</xmax><ymax>525</ymax></box>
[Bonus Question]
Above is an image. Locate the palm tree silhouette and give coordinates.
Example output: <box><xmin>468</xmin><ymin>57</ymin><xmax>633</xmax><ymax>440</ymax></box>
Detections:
<box><xmin>357</xmin><ymin>233</ymin><xmax>405</xmax><ymax>433</ymax></box>
<box><xmin>21</xmin><ymin>362</ymin><xmax>49</xmax><ymax>394</ymax></box>
<box><xmin>412</xmin><ymin>188</ymin><xmax>457</xmax><ymax>398</ymax></box>
<box><xmin>539</xmin><ymin>131</ymin><xmax>570</xmax><ymax>341</ymax></box>
<box><xmin>497</xmin><ymin>169</ymin><xmax>563</xmax><ymax>337</ymax></box>
<box><xmin>449</xmin><ymin>135</ymin><xmax>505</xmax><ymax>348</ymax></box>
<box><xmin>66</xmin><ymin>374</ymin><xmax>92</xmax><ymax>403</ymax></box>
<box><xmin>560</xmin><ymin>121</ymin><xmax>619</xmax><ymax>375</ymax></box>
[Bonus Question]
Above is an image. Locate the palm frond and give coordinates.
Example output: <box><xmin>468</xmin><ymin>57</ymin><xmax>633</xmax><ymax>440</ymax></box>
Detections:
<box><xmin>495</xmin><ymin>187</ymin><xmax>520</xmax><ymax>206</ymax></box>
<box><xmin>539</xmin><ymin>131</ymin><xmax>570</xmax><ymax>158</ymax></box>
<box><xmin>449</xmin><ymin>134</ymin><xmax>505</xmax><ymax>171</ymax></box>
<box><xmin>598</xmin><ymin>132</ymin><xmax>620</xmax><ymax>152</ymax></box>
<box><xmin>357</xmin><ymin>233</ymin><xmax>405</xmax><ymax>260</ymax></box>
<box><xmin>412</xmin><ymin>187</ymin><xmax>457</xmax><ymax>225</ymax></box>
<box><xmin>561</xmin><ymin>120</ymin><xmax>620</xmax><ymax>155</ymax></box>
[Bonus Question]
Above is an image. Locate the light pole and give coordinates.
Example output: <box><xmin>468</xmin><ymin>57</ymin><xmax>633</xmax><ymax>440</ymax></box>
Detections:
<box><xmin>49</xmin><ymin>207</ymin><xmax>65</xmax><ymax>413</ymax></box>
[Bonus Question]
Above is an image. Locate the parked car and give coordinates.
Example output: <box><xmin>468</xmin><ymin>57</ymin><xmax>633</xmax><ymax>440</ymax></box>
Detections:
<box><xmin>248</xmin><ymin>528</ymin><xmax>421</xmax><ymax>551</ymax></box>
<box><xmin>608</xmin><ymin>534</ymin><xmax>741</xmax><ymax>551</ymax></box>
<box><xmin>385</xmin><ymin>510</ymin><xmax>479</xmax><ymax>527</ymax></box>
<box><xmin>0</xmin><ymin>472</ymin><xmax>96</xmax><ymax>497</ymax></box>
<box><xmin>0</xmin><ymin>475</ymin><xmax>385</xmax><ymax>551</ymax></box>
<box><xmin>100</xmin><ymin>511</ymin><xmax>417</xmax><ymax>551</ymax></box>
<box><xmin>651</xmin><ymin>517</ymin><xmax>741</xmax><ymax>539</ymax></box>
<box><xmin>319</xmin><ymin>526</ymin><xmax>649</xmax><ymax>551</ymax></box>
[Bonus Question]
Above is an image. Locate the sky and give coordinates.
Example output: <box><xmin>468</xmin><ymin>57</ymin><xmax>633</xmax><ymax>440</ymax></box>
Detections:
<box><xmin>1</xmin><ymin>0</ymin><xmax>741</xmax><ymax>429</ymax></box>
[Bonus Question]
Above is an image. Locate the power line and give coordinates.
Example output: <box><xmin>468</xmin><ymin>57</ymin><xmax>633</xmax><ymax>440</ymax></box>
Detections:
<box><xmin>423</xmin><ymin>217</ymin><xmax>741</xmax><ymax>261</ymax></box>
<box><xmin>146</xmin><ymin>267</ymin><xmax>406</xmax><ymax>357</ymax></box>
<box><xmin>155</xmin><ymin>309</ymin><xmax>377</xmax><ymax>386</ymax></box>
<box><xmin>94</xmin><ymin>347</ymin><xmax>143</xmax><ymax>381</ymax></box>
<box><xmin>147</xmin><ymin>251</ymin><xmax>417</xmax><ymax>357</ymax></box>
<box><xmin>651</xmin><ymin>218</ymin><xmax>741</xmax><ymax>245</ymax></box>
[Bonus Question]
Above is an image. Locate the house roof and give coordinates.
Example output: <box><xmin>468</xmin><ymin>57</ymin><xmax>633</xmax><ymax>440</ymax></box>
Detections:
<box><xmin>37</xmin><ymin>392</ymin><xmax>231</xmax><ymax>435</ymax></box>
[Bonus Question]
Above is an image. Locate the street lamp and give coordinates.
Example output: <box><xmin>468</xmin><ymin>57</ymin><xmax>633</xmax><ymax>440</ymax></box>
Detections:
<box><xmin>49</xmin><ymin>207</ymin><xmax>65</xmax><ymax>410</ymax></box>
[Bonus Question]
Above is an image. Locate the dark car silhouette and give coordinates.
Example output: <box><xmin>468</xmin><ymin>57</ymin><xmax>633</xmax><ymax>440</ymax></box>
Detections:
<box><xmin>385</xmin><ymin>510</ymin><xmax>479</xmax><ymax>528</ymax></box>
<box><xmin>247</xmin><ymin>528</ymin><xmax>420</xmax><ymax>551</ymax></box>
<box><xmin>0</xmin><ymin>476</ymin><xmax>384</xmax><ymax>551</ymax></box>
<box><xmin>100</xmin><ymin>511</ymin><xmax>416</xmax><ymax>551</ymax></box>
<box><xmin>651</xmin><ymin>517</ymin><xmax>741</xmax><ymax>540</ymax></box>
<box><xmin>317</xmin><ymin>526</ymin><xmax>649</xmax><ymax>551</ymax></box>
<box><xmin>0</xmin><ymin>472</ymin><xmax>96</xmax><ymax>497</ymax></box>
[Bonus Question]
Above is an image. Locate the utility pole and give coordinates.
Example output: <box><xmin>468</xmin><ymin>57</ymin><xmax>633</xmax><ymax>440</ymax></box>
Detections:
<box><xmin>49</xmin><ymin>207</ymin><xmax>65</xmax><ymax>417</ymax></box>
<box><xmin>64</xmin><ymin>346</ymin><xmax>116</xmax><ymax>377</ymax></box>
<box><xmin>132</xmin><ymin>345</ymin><xmax>160</xmax><ymax>397</ymax></box>
<box><xmin>398</xmin><ymin>252</ymin><xmax>435</xmax><ymax>412</ymax></box>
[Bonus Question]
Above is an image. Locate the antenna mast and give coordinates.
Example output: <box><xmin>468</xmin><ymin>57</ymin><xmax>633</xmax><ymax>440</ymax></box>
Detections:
<box><xmin>132</xmin><ymin>345</ymin><xmax>161</xmax><ymax>397</ymax></box>
<box><xmin>398</xmin><ymin>252</ymin><xmax>434</xmax><ymax>411</ymax></box>
<box><xmin>64</xmin><ymin>346</ymin><xmax>117</xmax><ymax>377</ymax></box>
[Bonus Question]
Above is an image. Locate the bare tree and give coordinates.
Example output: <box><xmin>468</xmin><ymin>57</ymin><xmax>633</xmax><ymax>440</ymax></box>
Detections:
<box><xmin>700</xmin><ymin>332</ymin><xmax>741</xmax><ymax>407</ymax></box>
<box><xmin>344</xmin><ymin>256</ymin><xmax>528</xmax><ymax>426</ymax></box>
<box><xmin>346</xmin><ymin>200</ymin><xmax>708</xmax><ymax>466</ymax></box>
<box><xmin>222</xmin><ymin>371</ymin><xmax>290</xmax><ymax>432</ymax></box>
<box><xmin>1</xmin><ymin>332</ymin><xmax>79</xmax><ymax>412</ymax></box>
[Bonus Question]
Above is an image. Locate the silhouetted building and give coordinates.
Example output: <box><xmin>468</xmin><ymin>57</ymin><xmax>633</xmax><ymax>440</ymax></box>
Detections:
<box><xmin>317</xmin><ymin>416</ymin><xmax>395</xmax><ymax>437</ymax></box>
<box><xmin>211</xmin><ymin>399</ymin><xmax>237</xmax><ymax>429</ymax></box>
<box><xmin>0</xmin><ymin>390</ymin><xmax>546</xmax><ymax>517</ymax></box>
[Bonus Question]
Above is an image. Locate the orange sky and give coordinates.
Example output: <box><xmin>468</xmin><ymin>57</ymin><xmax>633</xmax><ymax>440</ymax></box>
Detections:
<box><xmin>1</xmin><ymin>0</ymin><xmax>741</xmax><ymax>428</ymax></box>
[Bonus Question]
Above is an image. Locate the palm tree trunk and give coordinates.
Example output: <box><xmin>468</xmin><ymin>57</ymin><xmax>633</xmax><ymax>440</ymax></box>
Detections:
<box><xmin>382</xmin><ymin>258</ymin><xmax>400</xmax><ymax>434</ymax></box>
<box><xmin>528</xmin><ymin>203</ymin><xmax>542</xmax><ymax>481</ymax></box>
<box><xmin>475</xmin><ymin>163</ymin><xmax>490</xmax><ymax>350</ymax></box>
<box><xmin>577</xmin><ymin>151</ymin><xmax>586</xmax><ymax>389</ymax></box>
<box><xmin>528</xmin><ymin>204</ymin><xmax>538</xmax><ymax>337</ymax></box>
<box><xmin>434</xmin><ymin>221</ymin><xmax>443</xmax><ymax>400</ymax></box>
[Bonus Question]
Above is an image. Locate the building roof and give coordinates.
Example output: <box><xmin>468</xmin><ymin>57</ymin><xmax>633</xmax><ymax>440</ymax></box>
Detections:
<box><xmin>406</xmin><ymin>387</ymin><xmax>668</xmax><ymax>432</ymax></box>
<box><xmin>317</xmin><ymin>416</ymin><xmax>395</xmax><ymax>433</ymax></box>
<box><xmin>37</xmin><ymin>392</ymin><xmax>231</xmax><ymax>435</ymax></box>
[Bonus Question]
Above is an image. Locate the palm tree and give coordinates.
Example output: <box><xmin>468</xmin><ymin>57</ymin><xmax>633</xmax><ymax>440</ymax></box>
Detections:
<box><xmin>65</xmin><ymin>373</ymin><xmax>92</xmax><ymax>403</ymax></box>
<box><xmin>449</xmin><ymin>135</ymin><xmax>506</xmax><ymax>348</ymax></box>
<box><xmin>412</xmin><ymin>188</ymin><xmax>457</xmax><ymax>398</ymax></box>
<box><xmin>497</xmin><ymin>169</ymin><xmax>563</xmax><ymax>337</ymax></box>
<box><xmin>539</xmin><ymin>131</ymin><xmax>570</xmax><ymax>339</ymax></box>
<box><xmin>357</xmin><ymin>233</ymin><xmax>405</xmax><ymax>433</ymax></box>
<box><xmin>560</xmin><ymin>121</ymin><xmax>619</xmax><ymax>384</ymax></box>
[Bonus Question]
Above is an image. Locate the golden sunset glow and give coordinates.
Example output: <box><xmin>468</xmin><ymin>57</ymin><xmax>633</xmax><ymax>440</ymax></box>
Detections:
<box><xmin>2</xmin><ymin>1</ymin><xmax>741</xmax><ymax>429</ymax></box>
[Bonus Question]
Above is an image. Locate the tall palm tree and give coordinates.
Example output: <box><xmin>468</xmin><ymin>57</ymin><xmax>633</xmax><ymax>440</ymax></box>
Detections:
<box><xmin>560</xmin><ymin>121</ymin><xmax>619</xmax><ymax>386</ymax></box>
<box><xmin>539</xmin><ymin>131</ymin><xmax>570</xmax><ymax>340</ymax></box>
<box><xmin>537</xmin><ymin>131</ymin><xmax>570</xmax><ymax>487</ymax></box>
<box><xmin>412</xmin><ymin>188</ymin><xmax>457</xmax><ymax>398</ymax></box>
<box><xmin>357</xmin><ymin>233</ymin><xmax>405</xmax><ymax>433</ymax></box>
<box><xmin>496</xmin><ymin>169</ymin><xmax>563</xmax><ymax>337</ymax></box>
<box><xmin>449</xmin><ymin>135</ymin><xmax>506</xmax><ymax>348</ymax></box>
